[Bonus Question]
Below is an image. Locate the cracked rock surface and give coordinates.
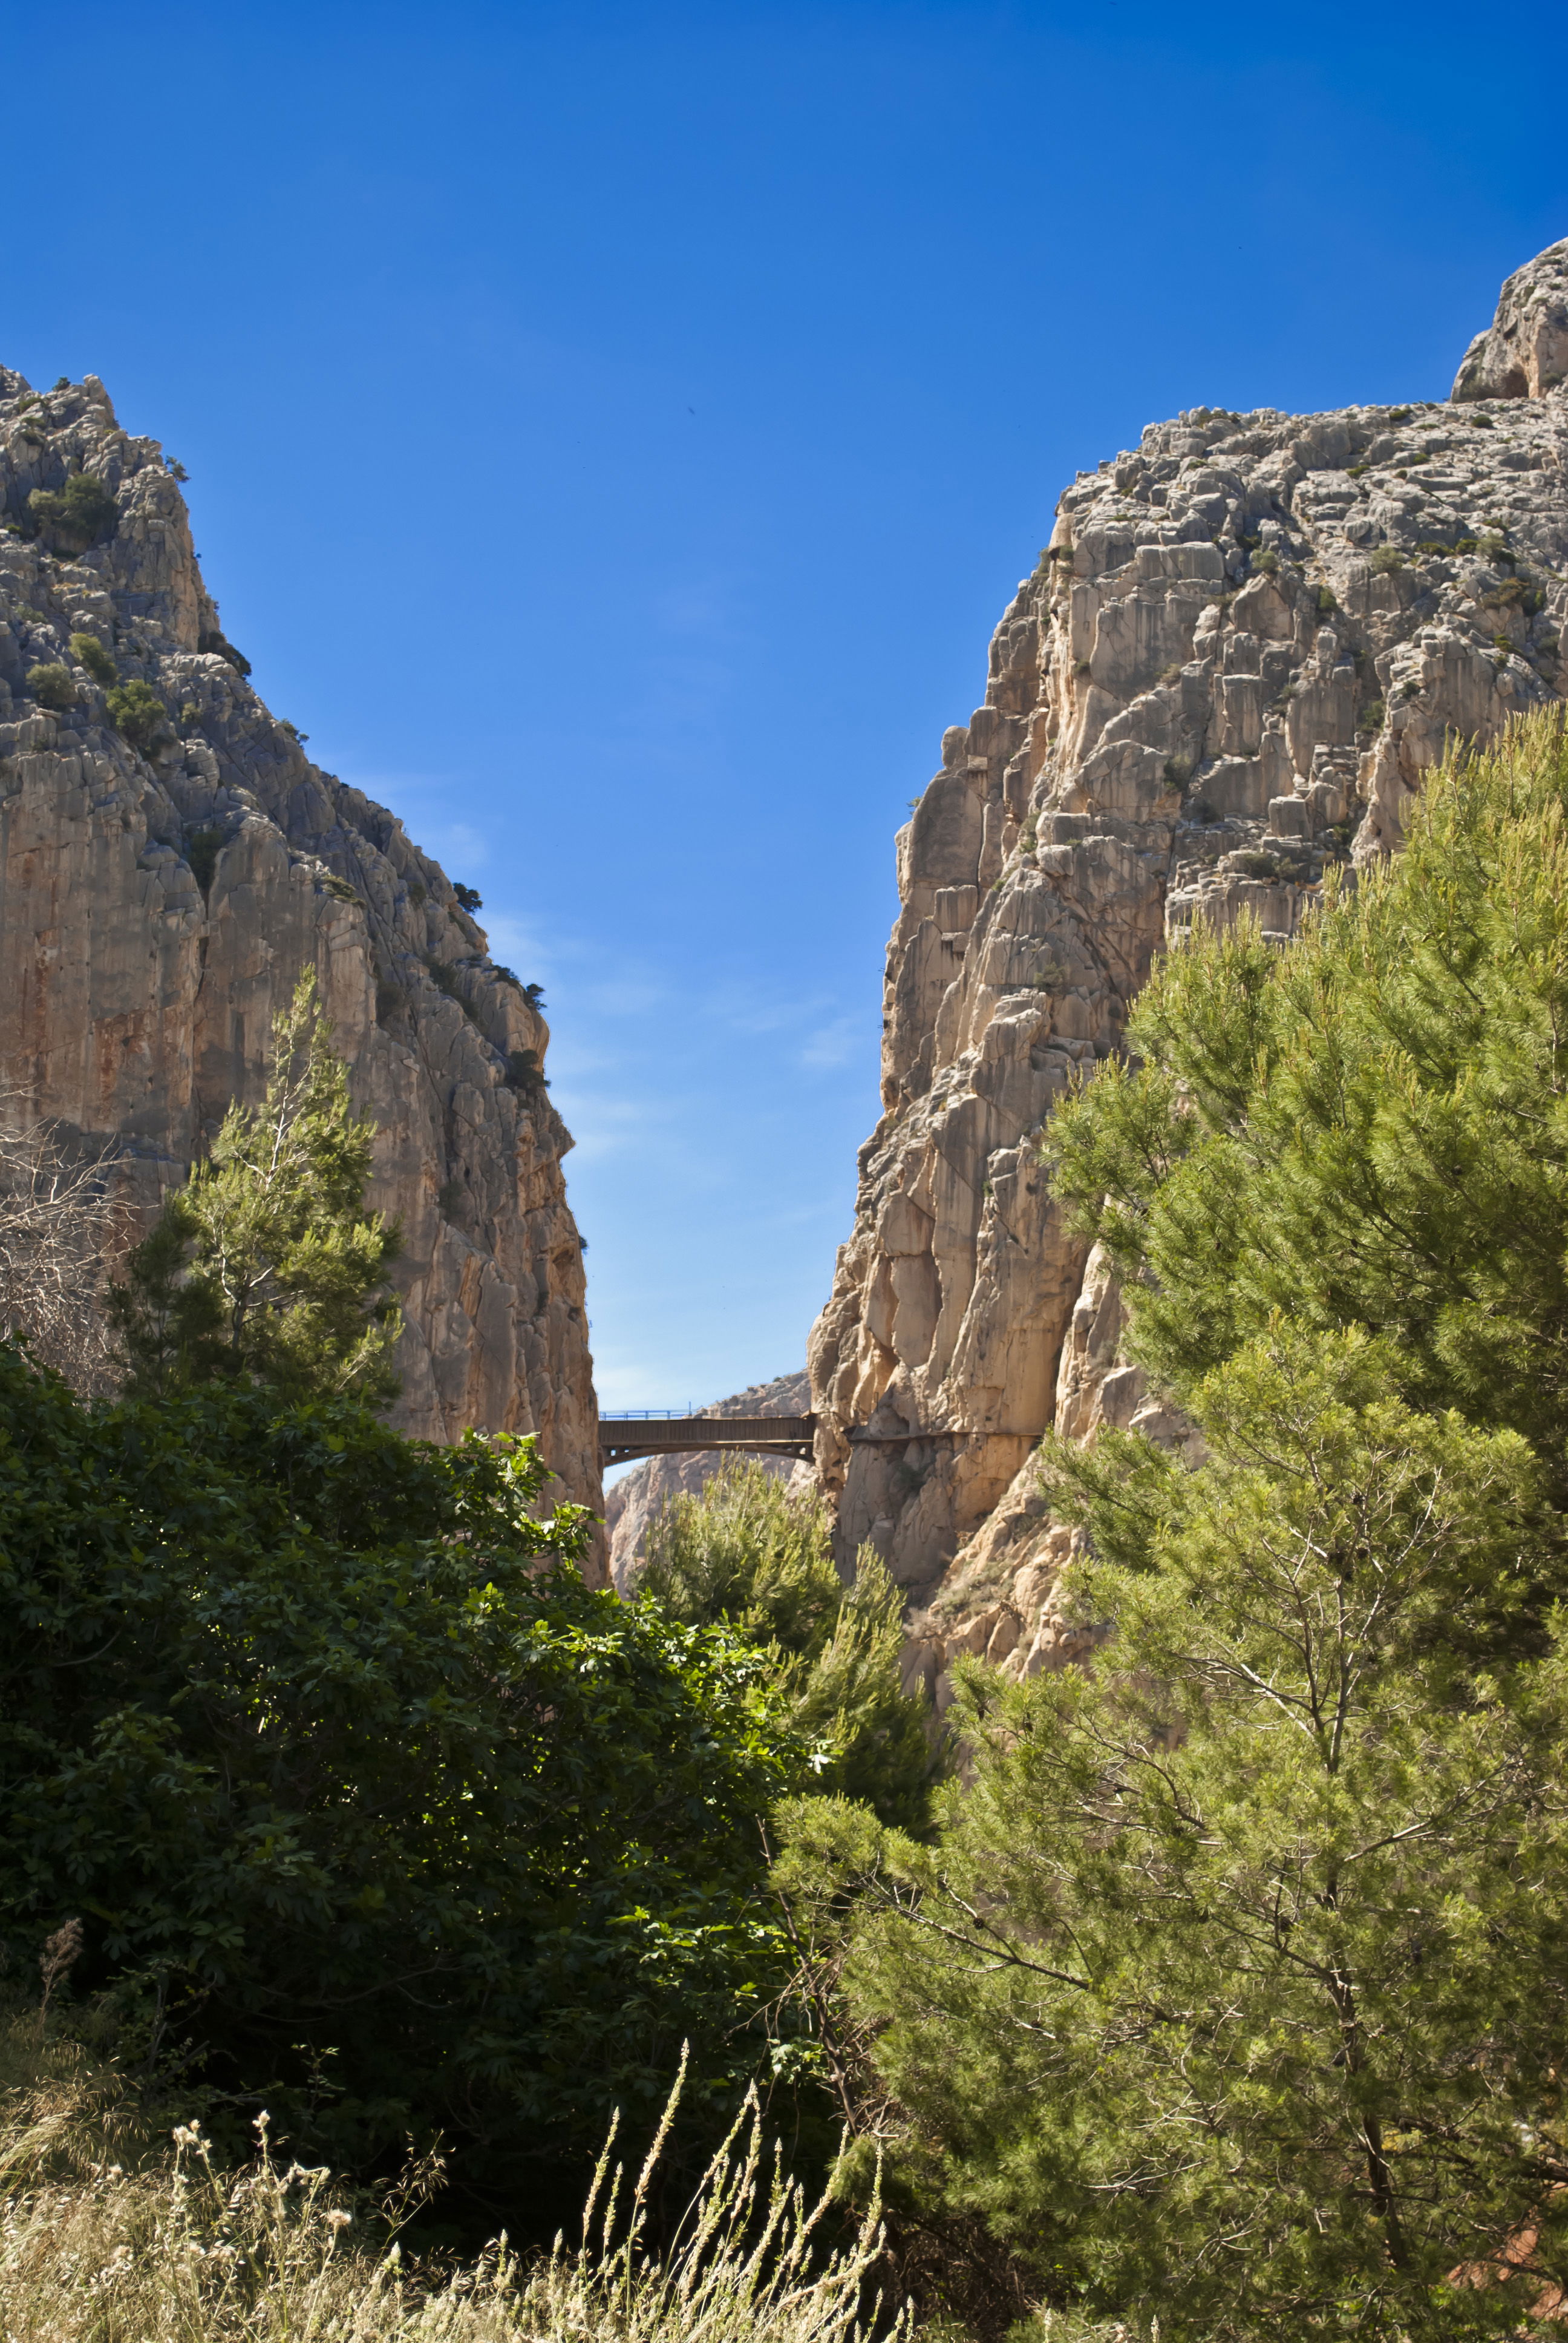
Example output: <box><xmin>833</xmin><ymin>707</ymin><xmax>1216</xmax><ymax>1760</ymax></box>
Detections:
<box><xmin>810</xmin><ymin>239</ymin><xmax>1568</xmax><ymax>1680</ymax></box>
<box><xmin>0</xmin><ymin>365</ymin><xmax>601</xmax><ymax>1559</ymax></box>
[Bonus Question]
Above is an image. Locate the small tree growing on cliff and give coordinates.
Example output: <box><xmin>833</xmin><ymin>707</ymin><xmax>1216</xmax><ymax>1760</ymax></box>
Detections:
<box><xmin>111</xmin><ymin>974</ymin><xmax>402</xmax><ymax>1404</ymax></box>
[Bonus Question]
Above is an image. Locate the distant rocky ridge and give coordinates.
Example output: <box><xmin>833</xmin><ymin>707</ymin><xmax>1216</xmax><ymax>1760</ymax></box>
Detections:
<box><xmin>811</xmin><ymin>239</ymin><xmax>1568</xmax><ymax>1695</ymax></box>
<box><xmin>605</xmin><ymin>1371</ymin><xmax>813</xmax><ymax>1591</ymax></box>
<box><xmin>0</xmin><ymin>367</ymin><xmax>601</xmax><ymax>1556</ymax></box>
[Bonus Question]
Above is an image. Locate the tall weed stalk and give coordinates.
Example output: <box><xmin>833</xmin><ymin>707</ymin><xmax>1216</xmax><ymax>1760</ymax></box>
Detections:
<box><xmin>0</xmin><ymin>2016</ymin><xmax>906</xmax><ymax>2343</ymax></box>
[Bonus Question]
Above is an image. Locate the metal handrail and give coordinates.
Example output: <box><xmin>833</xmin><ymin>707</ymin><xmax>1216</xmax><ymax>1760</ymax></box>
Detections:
<box><xmin>598</xmin><ymin>1407</ymin><xmax>702</xmax><ymax>1421</ymax></box>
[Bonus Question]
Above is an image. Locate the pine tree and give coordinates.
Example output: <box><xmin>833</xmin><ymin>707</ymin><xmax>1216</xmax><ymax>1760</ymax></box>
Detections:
<box><xmin>1046</xmin><ymin>705</ymin><xmax>1568</xmax><ymax>1511</ymax></box>
<box><xmin>785</xmin><ymin>1324</ymin><xmax>1568</xmax><ymax>2338</ymax></box>
<box><xmin>111</xmin><ymin>974</ymin><xmax>402</xmax><ymax>1404</ymax></box>
<box><xmin>776</xmin><ymin>712</ymin><xmax>1568</xmax><ymax>2336</ymax></box>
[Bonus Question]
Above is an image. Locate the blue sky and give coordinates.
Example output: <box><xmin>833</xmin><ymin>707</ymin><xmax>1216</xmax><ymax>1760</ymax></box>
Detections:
<box><xmin>12</xmin><ymin>0</ymin><xmax>1566</xmax><ymax>1407</ymax></box>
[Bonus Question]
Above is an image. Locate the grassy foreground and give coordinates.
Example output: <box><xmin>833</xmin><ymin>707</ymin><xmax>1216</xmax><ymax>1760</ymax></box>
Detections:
<box><xmin>0</xmin><ymin>2019</ymin><xmax>913</xmax><ymax>2343</ymax></box>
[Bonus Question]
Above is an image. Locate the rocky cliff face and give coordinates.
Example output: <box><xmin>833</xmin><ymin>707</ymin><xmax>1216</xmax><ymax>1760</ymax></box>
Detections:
<box><xmin>811</xmin><ymin>240</ymin><xmax>1568</xmax><ymax>1679</ymax></box>
<box><xmin>0</xmin><ymin>366</ymin><xmax>601</xmax><ymax>1548</ymax></box>
<box><xmin>605</xmin><ymin>1371</ymin><xmax>812</xmax><ymax>1591</ymax></box>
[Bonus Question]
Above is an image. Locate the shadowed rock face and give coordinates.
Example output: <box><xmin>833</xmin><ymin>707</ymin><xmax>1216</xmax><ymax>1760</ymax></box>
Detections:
<box><xmin>0</xmin><ymin>366</ymin><xmax>601</xmax><ymax>1561</ymax></box>
<box><xmin>604</xmin><ymin>1372</ymin><xmax>813</xmax><ymax>1592</ymax></box>
<box><xmin>811</xmin><ymin>240</ymin><xmax>1568</xmax><ymax>1674</ymax></box>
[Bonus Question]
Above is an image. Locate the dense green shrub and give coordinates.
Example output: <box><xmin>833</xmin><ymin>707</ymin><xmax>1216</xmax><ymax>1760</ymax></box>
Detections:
<box><xmin>24</xmin><ymin>661</ymin><xmax>76</xmax><ymax>712</ymax></box>
<box><xmin>639</xmin><ymin>1461</ymin><xmax>933</xmax><ymax>1831</ymax></box>
<box><xmin>68</xmin><ymin>629</ymin><xmax>116</xmax><ymax>684</ymax></box>
<box><xmin>453</xmin><ymin>882</ymin><xmax>482</xmax><ymax>912</ymax></box>
<box><xmin>1369</xmin><ymin>543</ymin><xmax>1403</xmax><ymax>572</ymax></box>
<box><xmin>106</xmin><ymin>678</ymin><xmax>170</xmax><ymax>751</ymax></box>
<box><xmin>0</xmin><ymin>1355</ymin><xmax>801</xmax><ymax>2221</ymax></box>
<box><xmin>28</xmin><ymin>473</ymin><xmax>116</xmax><ymax>545</ymax></box>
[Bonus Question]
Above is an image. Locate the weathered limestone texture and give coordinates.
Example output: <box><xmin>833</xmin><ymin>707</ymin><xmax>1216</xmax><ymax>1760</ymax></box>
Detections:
<box><xmin>811</xmin><ymin>239</ymin><xmax>1568</xmax><ymax>1671</ymax></box>
<box><xmin>0</xmin><ymin>365</ymin><xmax>601</xmax><ymax>1553</ymax></box>
<box><xmin>605</xmin><ymin>1372</ymin><xmax>814</xmax><ymax>1592</ymax></box>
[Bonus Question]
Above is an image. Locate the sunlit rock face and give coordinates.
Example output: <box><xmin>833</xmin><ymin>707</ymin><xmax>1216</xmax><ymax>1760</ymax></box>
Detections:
<box><xmin>0</xmin><ymin>366</ymin><xmax>601</xmax><ymax>1563</ymax></box>
<box><xmin>811</xmin><ymin>241</ymin><xmax>1568</xmax><ymax>1679</ymax></box>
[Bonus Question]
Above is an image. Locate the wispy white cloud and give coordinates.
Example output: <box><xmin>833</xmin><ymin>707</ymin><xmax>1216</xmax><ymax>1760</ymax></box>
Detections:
<box><xmin>799</xmin><ymin>1016</ymin><xmax>860</xmax><ymax>1070</ymax></box>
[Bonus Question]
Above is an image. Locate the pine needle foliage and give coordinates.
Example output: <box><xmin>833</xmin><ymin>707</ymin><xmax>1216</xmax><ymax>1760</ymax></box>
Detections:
<box><xmin>1046</xmin><ymin>704</ymin><xmax>1568</xmax><ymax>1515</ymax></box>
<box><xmin>788</xmin><ymin>1324</ymin><xmax>1568</xmax><ymax>2339</ymax></box>
<box><xmin>111</xmin><ymin>974</ymin><xmax>402</xmax><ymax>1406</ymax></box>
<box><xmin>638</xmin><ymin>1463</ymin><xmax>934</xmax><ymax>1831</ymax></box>
<box><xmin>780</xmin><ymin>713</ymin><xmax>1568</xmax><ymax>2338</ymax></box>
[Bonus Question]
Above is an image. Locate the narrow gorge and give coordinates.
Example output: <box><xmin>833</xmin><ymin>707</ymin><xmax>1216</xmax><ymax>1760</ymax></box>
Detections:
<box><xmin>809</xmin><ymin>237</ymin><xmax>1568</xmax><ymax>1693</ymax></box>
<box><xmin>9</xmin><ymin>243</ymin><xmax>1568</xmax><ymax>1647</ymax></box>
<box><xmin>0</xmin><ymin>368</ymin><xmax>601</xmax><ymax>1556</ymax></box>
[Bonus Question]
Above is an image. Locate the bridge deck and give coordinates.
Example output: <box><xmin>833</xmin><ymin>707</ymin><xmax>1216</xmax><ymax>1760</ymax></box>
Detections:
<box><xmin>595</xmin><ymin>1415</ymin><xmax>989</xmax><ymax>1467</ymax></box>
<box><xmin>599</xmin><ymin>1413</ymin><xmax>817</xmax><ymax>1466</ymax></box>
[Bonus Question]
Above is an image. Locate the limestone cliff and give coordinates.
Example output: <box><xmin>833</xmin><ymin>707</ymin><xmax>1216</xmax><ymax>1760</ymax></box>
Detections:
<box><xmin>0</xmin><ymin>365</ymin><xmax>601</xmax><ymax>1545</ymax></box>
<box><xmin>605</xmin><ymin>1372</ymin><xmax>813</xmax><ymax>1591</ymax></box>
<box><xmin>811</xmin><ymin>240</ymin><xmax>1568</xmax><ymax>1677</ymax></box>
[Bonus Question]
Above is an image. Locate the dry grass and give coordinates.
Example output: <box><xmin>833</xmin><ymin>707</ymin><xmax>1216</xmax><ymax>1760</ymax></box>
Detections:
<box><xmin>0</xmin><ymin>2025</ymin><xmax>907</xmax><ymax>2343</ymax></box>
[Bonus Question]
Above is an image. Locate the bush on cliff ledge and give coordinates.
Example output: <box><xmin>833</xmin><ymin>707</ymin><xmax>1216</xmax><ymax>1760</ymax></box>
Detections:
<box><xmin>28</xmin><ymin>471</ymin><xmax>116</xmax><ymax>546</ymax></box>
<box><xmin>106</xmin><ymin>676</ymin><xmax>172</xmax><ymax>752</ymax></box>
<box><xmin>25</xmin><ymin>660</ymin><xmax>76</xmax><ymax>711</ymax></box>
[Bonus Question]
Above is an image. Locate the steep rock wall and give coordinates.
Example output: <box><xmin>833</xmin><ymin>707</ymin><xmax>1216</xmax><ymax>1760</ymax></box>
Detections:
<box><xmin>811</xmin><ymin>240</ymin><xmax>1568</xmax><ymax>1655</ymax></box>
<box><xmin>0</xmin><ymin>365</ymin><xmax>601</xmax><ymax>1549</ymax></box>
